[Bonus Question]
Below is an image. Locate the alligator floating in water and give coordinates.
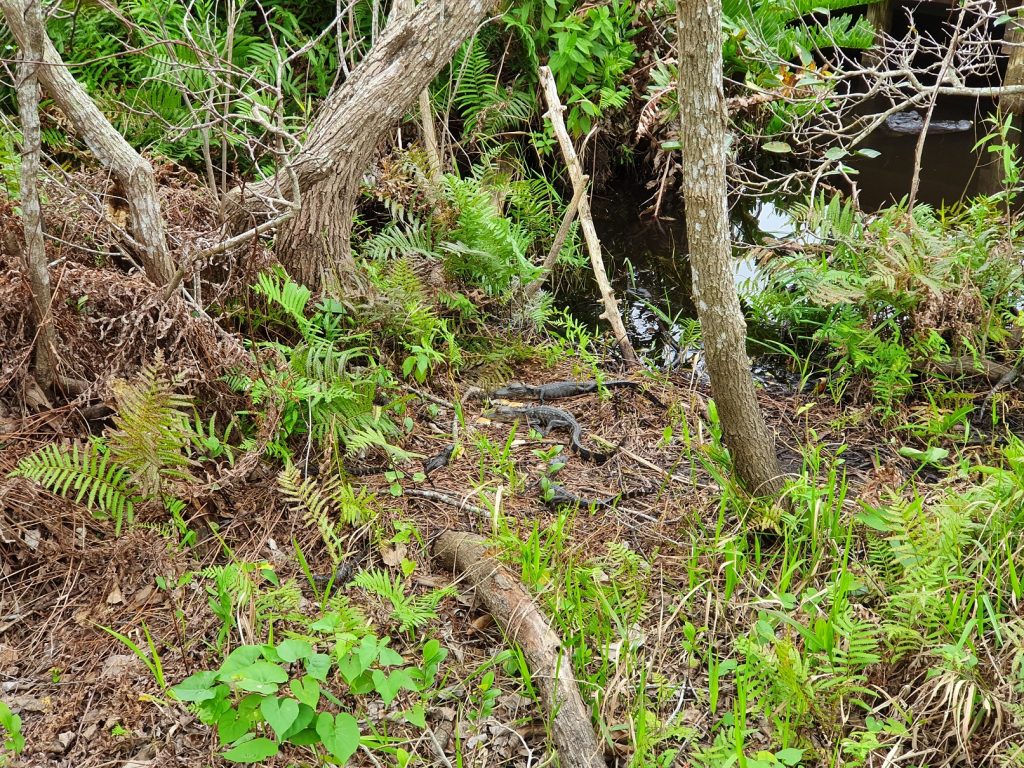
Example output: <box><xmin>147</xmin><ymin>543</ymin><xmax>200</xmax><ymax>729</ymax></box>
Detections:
<box><xmin>883</xmin><ymin>111</ymin><xmax>973</xmax><ymax>136</ymax></box>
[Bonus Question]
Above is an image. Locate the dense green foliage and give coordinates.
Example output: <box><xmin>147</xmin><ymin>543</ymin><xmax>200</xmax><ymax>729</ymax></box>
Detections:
<box><xmin>754</xmin><ymin>194</ymin><xmax>1024</xmax><ymax>419</ymax></box>
<box><xmin>6</xmin><ymin>0</ymin><xmax>1024</xmax><ymax>766</ymax></box>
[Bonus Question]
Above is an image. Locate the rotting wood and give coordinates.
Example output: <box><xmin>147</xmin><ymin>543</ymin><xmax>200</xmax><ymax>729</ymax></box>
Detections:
<box><xmin>433</xmin><ymin>531</ymin><xmax>606</xmax><ymax>768</ymax></box>
<box><xmin>538</xmin><ymin>66</ymin><xmax>639</xmax><ymax>367</ymax></box>
<box><xmin>0</xmin><ymin>0</ymin><xmax>175</xmax><ymax>286</ymax></box>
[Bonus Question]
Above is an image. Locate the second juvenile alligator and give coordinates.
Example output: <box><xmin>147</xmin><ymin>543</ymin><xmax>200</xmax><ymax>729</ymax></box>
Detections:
<box><xmin>491</xmin><ymin>379</ymin><xmax>665</xmax><ymax>407</ymax></box>
<box><xmin>492</xmin><ymin>379</ymin><xmax>639</xmax><ymax>401</ymax></box>
<box><xmin>485</xmin><ymin>404</ymin><xmax>613</xmax><ymax>463</ymax></box>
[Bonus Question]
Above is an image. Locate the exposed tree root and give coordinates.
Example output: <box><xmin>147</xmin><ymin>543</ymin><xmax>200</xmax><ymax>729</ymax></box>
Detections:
<box><xmin>432</xmin><ymin>531</ymin><xmax>607</xmax><ymax>768</ymax></box>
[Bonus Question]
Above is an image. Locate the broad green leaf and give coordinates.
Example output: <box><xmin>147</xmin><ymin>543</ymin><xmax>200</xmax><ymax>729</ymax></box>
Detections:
<box><xmin>222</xmin><ymin>737</ymin><xmax>279</xmax><ymax>763</ymax></box>
<box><xmin>337</xmin><ymin>653</ymin><xmax>363</xmax><ymax>684</ymax></box>
<box><xmin>218</xmin><ymin>705</ymin><xmax>258</xmax><ymax>745</ymax></box>
<box><xmin>316</xmin><ymin>712</ymin><xmax>361</xmax><ymax>764</ymax></box>
<box><xmin>898</xmin><ymin>445</ymin><xmax>948</xmax><ymax>464</ymax></box>
<box><xmin>216</xmin><ymin>646</ymin><xmax>265</xmax><ymax>681</ymax></box>
<box><xmin>372</xmin><ymin>669</ymin><xmax>416</xmax><ymax>706</ymax></box>
<box><xmin>377</xmin><ymin>646</ymin><xmax>405</xmax><ymax>667</ymax></box>
<box><xmin>401</xmin><ymin>702</ymin><xmax>427</xmax><ymax>729</ymax></box>
<box><xmin>290</xmin><ymin>676</ymin><xmax>321</xmax><ymax>709</ymax></box>
<box><xmin>305</xmin><ymin>652</ymin><xmax>332</xmax><ymax>681</ymax></box>
<box><xmin>856</xmin><ymin>506</ymin><xmax>890</xmax><ymax>532</ymax></box>
<box><xmin>277</xmin><ymin>638</ymin><xmax>313</xmax><ymax>663</ymax></box>
<box><xmin>776</xmin><ymin>748</ymin><xmax>804</xmax><ymax>766</ymax></box>
<box><xmin>762</xmin><ymin>141</ymin><xmax>792</xmax><ymax>154</ymax></box>
<box><xmin>170</xmin><ymin>671</ymin><xmax>218</xmax><ymax>702</ymax></box>
<box><xmin>357</xmin><ymin>636</ymin><xmax>379</xmax><ymax>670</ymax></box>
<box><xmin>260</xmin><ymin>696</ymin><xmax>300</xmax><ymax>740</ymax></box>
<box><xmin>856</xmin><ymin>147</ymin><xmax>881</xmax><ymax>159</ymax></box>
<box><xmin>289</xmin><ymin>727</ymin><xmax>320</xmax><ymax>746</ymax></box>
<box><xmin>232</xmin><ymin>662</ymin><xmax>289</xmax><ymax>694</ymax></box>
<box><xmin>281</xmin><ymin>704</ymin><xmax>316</xmax><ymax>741</ymax></box>
<box><xmin>824</xmin><ymin>146</ymin><xmax>847</xmax><ymax>161</ymax></box>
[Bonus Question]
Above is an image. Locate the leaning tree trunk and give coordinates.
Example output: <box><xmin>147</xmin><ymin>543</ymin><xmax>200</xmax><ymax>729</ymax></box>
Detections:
<box><xmin>231</xmin><ymin>0</ymin><xmax>496</xmax><ymax>290</ymax></box>
<box><xmin>676</xmin><ymin>0</ymin><xmax>784</xmax><ymax>497</ymax></box>
<box><xmin>1</xmin><ymin>0</ymin><xmax>175</xmax><ymax>285</ymax></box>
<box><xmin>12</xmin><ymin>0</ymin><xmax>56</xmax><ymax>388</ymax></box>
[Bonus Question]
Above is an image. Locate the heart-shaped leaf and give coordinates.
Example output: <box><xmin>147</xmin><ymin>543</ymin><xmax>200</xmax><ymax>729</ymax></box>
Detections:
<box><xmin>316</xmin><ymin>712</ymin><xmax>361</xmax><ymax>764</ymax></box>
<box><xmin>289</xmin><ymin>676</ymin><xmax>321</xmax><ymax>709</ymax></box>
<box><xmin>371</xmin><ymin>669</ymin><xmax>415</xmax><ymax>706</ymax></box>
<box><xmin>170</xmin><ymin>671</ymin><xmax>218</xmax><ymax>702</ymax></box>
<box><xmin>304</xmin><ymin>652</ymin><xmax>331</xmax><ymax>681</ymax></box>
<box><xmin>260</xmin><ymin>696</ymin><xmax>300</xmax><ymax>740</ymax></box>
<box><xmin>222</xmin><ymin>737</ymin><xmax>279</xmax><ymax>763</ymax></box>
<box><xmin>216</xmin><ymin>646</ymin><xmax>265</xmax><ymax>681</ymax></box>
<box><xmin>231</xmin><ymin>662</ymin><xmax>289</xmax><ymax>694</ymax></box>
<box><xmin>281</xmin><ymin>704</ymin><xmax>316</xmax><ymax>741</ymax></box>
<box><xmin>218</xmin><ymin>706</ymin><xmax>257</xmax><ymax>745</ymax></box>
<box><xmin>276</xmin><ymin>638</ymin><xmax>313</xmax><ymax>663</ymax></box>
<box><xmin>288</xmin><ymin>727</ymin><xmax>320</xmax><ymax>746</ymax></box>
<box><xmin>401</xmin><ymin>702</ymin><xmax>426</xmax><ymax>729</ymax></box>
<box><xmin>775</xmin><ymin>747</ymin><xmax>804</xmax><ymax>766</ymax></box>
<box><xmin>377</xmin><ymin>645</ymin><xmax>405</xmax><ymax>667</ymax></box>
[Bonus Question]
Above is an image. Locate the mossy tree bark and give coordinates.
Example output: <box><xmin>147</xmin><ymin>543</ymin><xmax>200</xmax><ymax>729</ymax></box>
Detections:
<box><xmin>676</xmin><ymin>0</ymin><xmax>784</xmax><ymax>496</ymax></box>
<box><xmin>234</xmin><ymin>0</ymin><xmax>496</xmax><ymax>291</ymax></box>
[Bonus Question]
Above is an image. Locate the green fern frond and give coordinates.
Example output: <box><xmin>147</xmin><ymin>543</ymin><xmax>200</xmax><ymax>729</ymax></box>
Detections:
<box><xmin>12</xmin><ymin>442</ymin><xmax>138</xmax><ymax>531</ymax></box>
<box><xmin>108</xmin><ymin>354</ymin><xmax>196</xmax><ymax>495</ymax></box>
<box><xmin>323</xmin><ymin>594</ymin><xmax>372</xmax><ymax>635</ymax></box>
<box><xmin>353</xmin><ymin>568</ymin><xmax>455</xmax><ymax>633</ymax></box>
<box><xmin>254</xmin><ymin>268</ymin><xmax>313</xmax><ymax>330</ymax></box>
<box><xmin>278</xmin><ymin>465</ymin><xmax>347</xmax><ymax>564</ymax></box>
<box><xmin>362</xmin><ymin>219</ymin><xmax>440</xmax><ymax>262</ymax></box>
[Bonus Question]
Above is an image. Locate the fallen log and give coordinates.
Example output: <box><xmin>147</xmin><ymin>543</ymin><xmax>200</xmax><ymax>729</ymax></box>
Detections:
<box><xmin>432</xmin><ymin>531</ymin><xmax>606</xmax><ymax>768</ymax></box>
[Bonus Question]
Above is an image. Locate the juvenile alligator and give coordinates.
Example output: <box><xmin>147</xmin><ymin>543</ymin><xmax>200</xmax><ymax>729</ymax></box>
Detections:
<box><xmin>485</xmin><ymin>404</ymin><xmax>614</xmax><ymax>463</ymax></box>
<box><xmin>493</xmin><ymin>379</ymin><xmax>638</xmax><ymax>401</ymax></box>
<box><xmin>491</xmin><ymin>380</ymin><xmax>665</xmax><ymax>408</ymax></box>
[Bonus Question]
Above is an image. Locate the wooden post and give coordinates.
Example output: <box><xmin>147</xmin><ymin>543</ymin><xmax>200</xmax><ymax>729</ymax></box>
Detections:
<box><xmin>862</xmin><ymin>0</ymin><xmax>894</xmax><ymax>65</ymax></box>
<box><xmin>538</xmin><ymin>66</ymin><xmax>639</xmax><ymax>367</ymax></box>
<box><xmin>980</xmin><ymin>13</ymin><xmax>1024</xmax><ymax>196</ymax></box>
<box><xmin>1003</xmin><ymin>15</ymin><xmax>1024</xmax><ymax>116</ymax></box>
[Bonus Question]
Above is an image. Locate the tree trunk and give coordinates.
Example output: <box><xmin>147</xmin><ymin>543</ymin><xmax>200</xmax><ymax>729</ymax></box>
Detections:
<box><xmin>1</xmin><ymin>0</ymin><xmax>175</xmax><ymax>286</ymax></box>
<box><xmin>273</xmin><ymin>164</ymin><xmax>365</xmax><ymax>290</ymax></box>
<box><xmin>232</xmin><ymin>0</ymin><xmax>496</xmax><ymax>290</ymax></box>
<box><xmin>676</xmin><ymin>0</ymin><xmax>784</xmax><ymax>496</ymax></box>
<box><xmin>12</xmin><ymin>0</ymin><xmax>57</xmax><ymax>389</ymax></box>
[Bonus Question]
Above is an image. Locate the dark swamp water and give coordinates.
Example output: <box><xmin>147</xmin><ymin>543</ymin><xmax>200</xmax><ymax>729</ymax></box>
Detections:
<box><xmin>565</xmin><ymin>97</ymin><xmax>1004</xmax><ymax>371</ymax></box>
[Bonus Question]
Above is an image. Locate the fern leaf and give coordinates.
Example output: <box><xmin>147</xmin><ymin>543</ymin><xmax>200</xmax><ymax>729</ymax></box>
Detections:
<box><xmin>108</xmin><ymin>354</ymin><xmax>196</xmax><ymax>495</ymax></box>
<box><xmin>13</xmin><ymin>442</ymin><xmax>138</xmax><ymax>530</ymax></box>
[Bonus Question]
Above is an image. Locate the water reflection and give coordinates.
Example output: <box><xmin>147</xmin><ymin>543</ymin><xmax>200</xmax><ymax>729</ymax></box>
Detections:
<box><xmin>562</xmin><ymin>102</ymin><xmax>999</xmax><ymax>368</ymax></box>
